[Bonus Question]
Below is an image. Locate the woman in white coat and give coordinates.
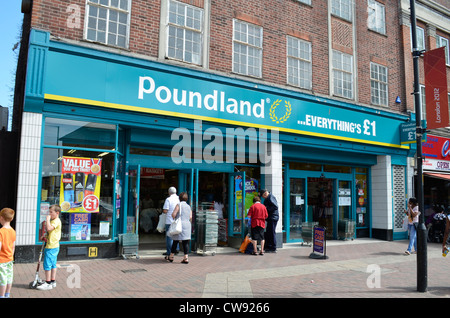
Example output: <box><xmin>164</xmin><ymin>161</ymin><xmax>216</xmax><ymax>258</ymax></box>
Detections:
<box><xmin>167</xmin><ymin>192</ymin><xmax>192</xmax><ymax>264</ymax></box>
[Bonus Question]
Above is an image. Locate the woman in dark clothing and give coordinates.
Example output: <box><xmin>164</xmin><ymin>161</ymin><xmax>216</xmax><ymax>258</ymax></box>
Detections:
<box><xmin>260</xmin><ymin>189</ymin><xmax>279</xmax><ymax>252</ymax></box>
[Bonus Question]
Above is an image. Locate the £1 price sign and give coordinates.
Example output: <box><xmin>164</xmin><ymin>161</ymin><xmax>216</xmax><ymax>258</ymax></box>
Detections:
<box><xmin>83</xmin><ymin>195</ymin><xmax>99</xmax><ymax>213</ymax></box>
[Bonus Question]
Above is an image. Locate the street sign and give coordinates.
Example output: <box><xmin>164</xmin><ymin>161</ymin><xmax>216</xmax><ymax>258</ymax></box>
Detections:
<box><xmin>400</xmin><ymin>122</ymin><xmax>416</xmax><ymax>144</ymax></box>
<box><xmin>400</xmin><ymin>121</ymin><xmax>427</xmax><ymax>145</ymax></box>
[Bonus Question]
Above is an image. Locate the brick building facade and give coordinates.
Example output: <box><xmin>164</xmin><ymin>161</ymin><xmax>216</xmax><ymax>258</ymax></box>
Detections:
<box><xmin>398</xmin><ymin>0</ymin><xmax>450</xmax><ymax>225</ymax></box>
<box><xmin>10</xmin><ymin>0</ymin><xmax>449</xmax><ymax>262</ymax></box>
<box><xmin>27</xmin><ymin>0</ymin><xmax>411</xmax><ymax>113</ymax></box>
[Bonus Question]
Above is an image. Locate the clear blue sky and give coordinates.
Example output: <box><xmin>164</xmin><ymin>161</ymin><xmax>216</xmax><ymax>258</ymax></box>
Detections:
<box><xmin>0</xmin><ymin>1</ymin><xmax>24</xmax><ymax>129</ymax></box>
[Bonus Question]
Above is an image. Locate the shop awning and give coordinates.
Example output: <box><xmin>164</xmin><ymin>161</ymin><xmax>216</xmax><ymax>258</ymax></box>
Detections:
<box><xmin>424</xmin><ymin>172</ymin><xmax>450</xmax><ymax>181</ymax></box>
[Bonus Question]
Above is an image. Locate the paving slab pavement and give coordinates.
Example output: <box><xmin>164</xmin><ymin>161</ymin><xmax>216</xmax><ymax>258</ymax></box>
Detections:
<box><xmin>8</xmin><ymin>238</ymin><xmax>450</xmax><ymax>303</ymax></box>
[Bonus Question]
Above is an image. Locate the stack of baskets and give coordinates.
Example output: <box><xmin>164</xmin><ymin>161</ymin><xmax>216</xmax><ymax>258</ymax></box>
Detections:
<box><xmin>196</xmin><ymin>207</ymin><xmax>218</xmax><ymax>256</ymax></box>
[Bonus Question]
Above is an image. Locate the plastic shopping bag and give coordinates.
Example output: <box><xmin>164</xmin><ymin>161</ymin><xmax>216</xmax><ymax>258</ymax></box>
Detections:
<box><xmin>402</xmin><ymin>215</ymin><xmax>409</xmax><ymax>231</ymax></box>
<box><xmin>239</xmin><ymin>235</ymin><xmax>252</xmax><ymax>253</ymax></box>
<box><xmin>156</xmin><ymin>213</ymin><xmax>166</xmax><ymax>233</ymax></box>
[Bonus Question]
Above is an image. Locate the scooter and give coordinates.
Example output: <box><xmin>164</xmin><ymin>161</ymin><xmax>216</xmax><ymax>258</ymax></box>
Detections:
<box><xmin>29</xmin><ymin>239</ymin><xmax>47</xmax><ymax>289</ymax></box>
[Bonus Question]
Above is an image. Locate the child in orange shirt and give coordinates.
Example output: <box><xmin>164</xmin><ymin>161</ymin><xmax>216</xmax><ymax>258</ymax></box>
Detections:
<box><xmin>0</xmin><ymin>208</ymin><xmax>16</xmax><ymax>298</ymax></box>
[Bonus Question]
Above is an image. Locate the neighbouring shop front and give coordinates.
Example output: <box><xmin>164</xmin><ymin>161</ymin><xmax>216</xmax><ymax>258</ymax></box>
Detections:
<box><xmin>15</xmin><ymin>30</ymin><xmax>412</xmax><ymax>261</ymax></box>
<box><xmin>422</xmin><ymin>134</ymin><xmax>450</xmax><ymax>219</ymax></box>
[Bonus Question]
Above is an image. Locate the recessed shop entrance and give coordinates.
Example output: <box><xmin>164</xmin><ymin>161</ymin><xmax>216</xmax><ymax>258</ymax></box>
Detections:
<box><xmin>125</xmin><ymin>166</ymin><xmax>231</xmax><ymax>250</ymax></box>
<box><xmin>128</xmin><ymin>168</ymin><xmax>179</xmax><ymax>249</ymax></box>
<box><xmin>285</xmin><ymin>163</ymin><xmax>358</xmax><ymax>242</ymax></box>
<box><xmin>125</xmin><ymin>160</ymin><xmax>262</xmax><ymax>251</ymax></box>
<box><xmin>287</xmin><ymin>176</ymin><xmax>341</xmax><ymax>240</ymax></box>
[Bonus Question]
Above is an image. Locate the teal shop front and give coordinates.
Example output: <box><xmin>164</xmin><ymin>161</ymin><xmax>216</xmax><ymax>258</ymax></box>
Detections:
<box><xmin>19</xmin><ymin>30</ymin><xmax>411</xmax><ymax>260</ymax></box>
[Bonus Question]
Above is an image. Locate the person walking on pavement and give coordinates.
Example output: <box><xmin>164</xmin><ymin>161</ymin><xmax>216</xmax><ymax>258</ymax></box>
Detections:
<box><xmin>247</xmin><ymin>196</ymin><xmax>268</xmax><ymax>255</ymax></box>
<box><xmin>163</xmin><ymin>187</ymin><xmax>180</xmax><ymax>260</ymax></box>
<box><xmin>260</xmin><ymin>189</ymin><xmax>279</xmax><ymax>253</ymax></box>
<box><xmin>167</xmin><ymin>192</ymin><xmax>192</xmax><ymax>264</ymax></box>
<box><xmin>405</xmin><ymin>197</ymin><xmax>420</xmax><ymax>255</ymax></box>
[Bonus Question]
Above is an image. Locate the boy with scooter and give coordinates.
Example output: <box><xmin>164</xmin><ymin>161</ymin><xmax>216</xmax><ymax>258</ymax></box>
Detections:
<box><xmin>37</xmin><ymin>204</ymin><xmax>62</xmax><ymax>290</ymax></box>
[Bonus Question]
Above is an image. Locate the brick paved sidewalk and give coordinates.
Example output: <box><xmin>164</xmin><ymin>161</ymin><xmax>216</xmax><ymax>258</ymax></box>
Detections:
<box><xmin>9</xmin><ymin>239</ymin><xmax>450</xmax><ymax>300</ymax></box>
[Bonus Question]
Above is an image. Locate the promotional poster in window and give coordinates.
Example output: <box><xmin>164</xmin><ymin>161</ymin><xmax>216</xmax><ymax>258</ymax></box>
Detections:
<box><xmin>60</xmin><ymin>156</ymin><xmax>102</xmax><ymax>213</ymax></box>
<box><xmin>235</xmin><ymin>176</ymin><xmax>258</xmax><ymax>219</ymax></box>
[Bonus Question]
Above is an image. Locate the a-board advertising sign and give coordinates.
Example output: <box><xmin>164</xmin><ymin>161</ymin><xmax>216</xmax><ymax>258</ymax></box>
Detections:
<box><xmin>310</xmin><ymin>226</ymin><xmax>328</xmax><ymax>259</ymax></box>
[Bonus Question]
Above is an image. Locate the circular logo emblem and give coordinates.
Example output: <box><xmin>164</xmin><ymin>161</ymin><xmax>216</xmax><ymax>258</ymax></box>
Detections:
<box><xmin>83</xmin><ymin>195</ymin><xmax>99</xmax><ymax>212</ymax></box>
<box><xmin>269</xmin><ymin>99</ymin><xmax>292</xmax><ymax>124</ymax></box>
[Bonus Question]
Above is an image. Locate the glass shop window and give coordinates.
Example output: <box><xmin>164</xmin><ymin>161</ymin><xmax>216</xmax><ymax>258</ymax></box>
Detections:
<box><xmin>289</xmin><ymin>162</ymin><xmax>322</xmax><ymax>171</ymax></box>
<box><xmin>44</xmin><ymin>117</ymin><xmax>116</xmax><ymax>150</ymax></box>
<box><xmin>40</xmin><ymin>118</ymin><xmax>118</xmax><ymax>242</ymax></box>
<box><xmin>355</xmin><ymin>168</ymin><xmax>368</xmax><ymax>227</ymax></box>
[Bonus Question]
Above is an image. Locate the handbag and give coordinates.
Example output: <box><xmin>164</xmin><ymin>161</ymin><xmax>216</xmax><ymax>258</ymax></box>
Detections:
<box><xmin>168</xmin><ymin>205</ymin><xmax>182</xmax><ymax>237</ymax></box>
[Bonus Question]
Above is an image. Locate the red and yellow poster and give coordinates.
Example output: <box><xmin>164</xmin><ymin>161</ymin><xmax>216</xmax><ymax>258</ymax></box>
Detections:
<box><xmin>60</xmin><ymin>157</ymin><xmax>102</xmax><ymax>213</ymax></box>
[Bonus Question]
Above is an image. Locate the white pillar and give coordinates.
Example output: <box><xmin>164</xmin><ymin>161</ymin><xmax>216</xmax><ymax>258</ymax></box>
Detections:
<box><xmin>261</xmin><ymin>138</ymin><xmax>283</xmax><ymax>246</ymax></box>
<box><xmin>371</xmin><ymin>155</ymin><xmax>393</xmax><ymax>238</ymax></box>
<box><xmin>16</xmin><ymin>112</ymin><xmax>42</xmax><ymax>246</ymax></box>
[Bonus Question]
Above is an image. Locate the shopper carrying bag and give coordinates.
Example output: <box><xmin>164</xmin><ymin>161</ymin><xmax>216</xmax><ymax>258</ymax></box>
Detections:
<box><xmin>168</xmin><ymin>203</ymin><xmax>182</xmax><ymax>237</ymax></box>
<box><xmin>167</xmin><ymin>193</ymin><xmax>192</xmax><ymax>264</ymax></box>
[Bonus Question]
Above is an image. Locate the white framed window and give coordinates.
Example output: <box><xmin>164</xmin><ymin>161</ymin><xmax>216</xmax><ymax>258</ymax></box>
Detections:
<box><xmin>287</xmin><ymin>36</ymin><xmax>312</xmax><ymax>90</ymax></box>
<box><xmin>370</xmin><ymin>63</ymin><xmax>388</xmax><ymax>106</ymax></box>
<box><xmin>437</xmin><ymin>35</ymin><xmax>450</xmax><ymax>66</ymax></box>
<box><xmin>420</xmin><ymin>84</ymin><xmax>426</xmax><ymax>120</ymax></box>
<box><xmin>411</xmin><ymin>26</ymin><xmax>425</xmax><ymax>52</ymax></box>
<box><xmin>331</xmin><ymin>0</ymin><xmax>352</xmax><ymax>22</ymax></box>
<box><xmin>367</xmin><ymin>0</ymin><xmax>386</xmax><ymax>35</ymax></box>
<box><xmin>166</xmin><ymin>0</ymin><xmax>203</xmax><ymax>65</ymax></box>
<box><xmin>298</xmin><ymin>0</ymin><xmax>311</xmax><ymax>5</ymax></box>
<box><xmin>332</xmin><ymin>50</ymin><xmax>353</xmax><ymax>99</ymax></box>
<box><xmin>85</xmin><ymin>0</ymin><xmax>131</xmax><ymax>49</ymax></box>
<box><xmin>233</xmin><ymin>19</ymin><xmax>263</xmax><ymax>77</ymax></box>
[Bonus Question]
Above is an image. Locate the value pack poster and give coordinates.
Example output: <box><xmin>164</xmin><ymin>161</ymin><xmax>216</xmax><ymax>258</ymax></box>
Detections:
<box><xmin>60</xmin><ymin>157</ymin><xmax>102</xmax><ymax>213</ymax></box>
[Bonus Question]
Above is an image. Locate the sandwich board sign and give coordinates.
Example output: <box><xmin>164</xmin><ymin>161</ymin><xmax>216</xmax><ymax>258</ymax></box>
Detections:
<box><xmin>309</xmin><ymin>225</ymin><xmax>328</xmax><ymax>259</ymax></box>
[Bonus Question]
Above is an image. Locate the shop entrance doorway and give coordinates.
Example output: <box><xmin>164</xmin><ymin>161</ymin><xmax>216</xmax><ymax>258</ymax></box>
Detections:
<box><xmin>308</xmin><ymin>177</ymin><xmax>335</xmax><ymax>239</ymax></box>
<box><xmin>127</xmin><ymin>167</ymin><xmax>230</xmax><ymax>251</ymax></box>
<box><xmin>138</xmin><ymin>168</ymin><xmax>179</xmax><ymax>249</ymax></box>
<box><xmin>126</xmin><ymin>167</ymin><xmax>179</xmax><ymax>250</ymax></box>
<box><xmin>286</xmin><ymin>169</ymin><xmax>354</xmax><ymax>242</ymax></box>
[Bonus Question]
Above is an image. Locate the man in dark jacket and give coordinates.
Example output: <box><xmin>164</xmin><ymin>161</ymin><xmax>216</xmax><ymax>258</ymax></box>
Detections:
<box><xmin>260</xmin><ymin>189</ymin><xmax>279</xmax><ymax>252</ymax></box>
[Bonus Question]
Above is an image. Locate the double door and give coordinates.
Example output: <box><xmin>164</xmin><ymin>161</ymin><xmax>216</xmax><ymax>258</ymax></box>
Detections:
<box><xmin>125</xmin><ymin>165</ymin><xmax>198</xmax><ymax>236</ymax></box>
<box><xmin>286</xmin><ymin>171</ymin><xmax>353</xmax><ymax>242</ymax></box>
<box><xmin>125</xmin><ymin>166</ymin><xmax>253</xmax><ymax>242</ymax></box>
